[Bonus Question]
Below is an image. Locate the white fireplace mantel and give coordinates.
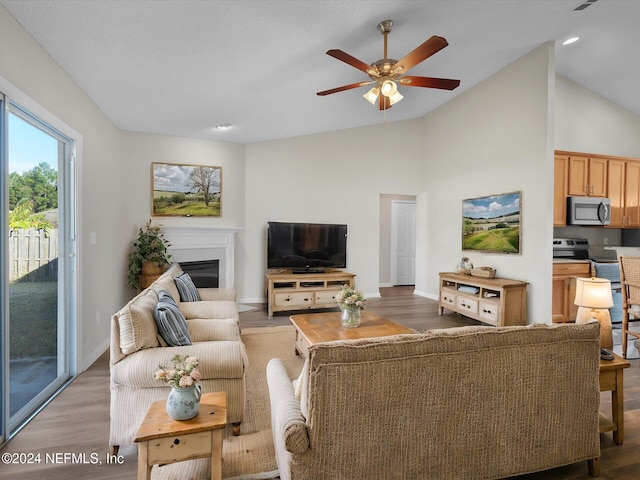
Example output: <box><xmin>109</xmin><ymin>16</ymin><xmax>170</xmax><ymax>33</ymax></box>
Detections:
<box><xmin>162</xmin><ymin>226</ymin><xmax>242</xmax><ymax>289</ymax></box>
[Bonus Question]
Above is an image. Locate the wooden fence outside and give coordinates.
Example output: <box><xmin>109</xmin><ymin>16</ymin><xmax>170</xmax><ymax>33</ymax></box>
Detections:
<box><xmin>9</xmin><ymin>228</ymin><xmax>58</xmax><ymax>282</ymax></box>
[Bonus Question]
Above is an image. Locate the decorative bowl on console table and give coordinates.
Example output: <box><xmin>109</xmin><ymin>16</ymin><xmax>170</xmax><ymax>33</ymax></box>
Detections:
<box><xmin>469</xmin><ymin>267</ymin><xmax>497</xmax><ymax>279</ymax></box>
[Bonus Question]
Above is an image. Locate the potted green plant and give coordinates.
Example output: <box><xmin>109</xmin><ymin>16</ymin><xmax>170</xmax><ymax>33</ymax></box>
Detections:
<box><xmin>127</xmin><ymin>220</ymin><xmax>172</xmax><ymax>289</ymax></box>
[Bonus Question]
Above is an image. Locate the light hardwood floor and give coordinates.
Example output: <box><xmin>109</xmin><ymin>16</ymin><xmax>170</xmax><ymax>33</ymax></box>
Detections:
<box><xmin>1</xmin><ymin>286</ymin><xmax>638</xmax><ymax>479</ymax></box>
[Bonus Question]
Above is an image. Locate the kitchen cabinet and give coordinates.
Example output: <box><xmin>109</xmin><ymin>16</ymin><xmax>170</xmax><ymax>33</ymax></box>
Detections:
<box><xmin>567</xmin><ymin>154</ymin><xmax>607</xmax><ymax>197</ymax></box>
<box><xmin>555</xmin><ymin>150</ymin><xmax>640</xmax><ymax>228</ymax></box>
<box><xmin>607</xmin><ymin>158</ymin><xmax>626</xmax><ymax>227</ymax></box>
<box><xmin>552</xmin><ymin>262</ymin><xmax>591</xmax><ymax>323</ymax></box>
<box><xmin>624</xmin><ymin>161</ymin><xmax>640</xmax><ymax>227</ymax></box>
<box><xmin>605</xmin><ymin>157</ymin><xmax>640</xmax><ymax>228</ymax></box>
<box><xmin>554</xmin><ymin>154</ymin><xmax>569</xmax><ymax>227</ymax></box>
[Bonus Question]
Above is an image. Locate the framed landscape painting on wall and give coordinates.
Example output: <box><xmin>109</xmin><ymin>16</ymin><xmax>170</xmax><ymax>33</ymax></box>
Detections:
<box><xmin>462</xmin><ymin>191</ymin><xmax>521</xmax><ymax>254</ymax></box>
<box><xmin>152</xmin><ymin>162</ymin><xmax>222</xmax><ymax>217</ymax></box>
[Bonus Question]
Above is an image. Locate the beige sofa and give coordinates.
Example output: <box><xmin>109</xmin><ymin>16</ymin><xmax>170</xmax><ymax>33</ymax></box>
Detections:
<box><xmin>109</xmin><ymin>263</ymin><xmax>247</xmax><ymax>453</ymax></box>
<box><xmin>267</xmin><ymin>323</ymin><xmax>601</xmax><ymax>480</ymax></box>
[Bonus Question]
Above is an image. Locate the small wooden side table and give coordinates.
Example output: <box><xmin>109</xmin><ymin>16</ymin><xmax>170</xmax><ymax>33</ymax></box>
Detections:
<box><xmin>599</xmin><ymin>353</ymin><xmax>630</xmax><ymax>445</ymax></box>
<box><xmin>133</xmin><ymin>391</ymin><xmax>227</xmax><ymax>480</ymax></box>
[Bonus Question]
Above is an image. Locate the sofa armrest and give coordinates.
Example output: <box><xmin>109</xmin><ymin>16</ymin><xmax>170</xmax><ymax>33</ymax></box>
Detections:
<box><xmin>266</xmin><ymin>358</ymin><xmax>309</xmax><ymax>454</ymax></box>
<box><xmin>198</xmin><ymin>288</ymin><xmax>236</xmax><ymax>302</ymax></box>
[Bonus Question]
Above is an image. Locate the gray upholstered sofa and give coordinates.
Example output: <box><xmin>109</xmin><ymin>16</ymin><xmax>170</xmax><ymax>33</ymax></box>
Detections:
<box><xmin>109</xmin><ymin>263</ymin><xmax>247</xmax><ymax>454</ymax></box>
<box><xmin>267</xmin><ymin>323</ymin><xmax>601</xmax><ymax>480</ymax></box>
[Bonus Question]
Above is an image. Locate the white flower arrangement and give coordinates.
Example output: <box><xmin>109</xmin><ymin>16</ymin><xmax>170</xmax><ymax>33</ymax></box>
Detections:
<box><xmin>155</xmin><ymin>354</ymin><xmax>201</xmax><ymax>389</ymax></box>
<box><xmin>336</xmin><ymin>284</ymin><xmax>365</xmax><ymax>310</ymax></box>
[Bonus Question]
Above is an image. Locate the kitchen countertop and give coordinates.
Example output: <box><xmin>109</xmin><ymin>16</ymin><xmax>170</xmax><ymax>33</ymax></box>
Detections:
<box><xmin>552</xmin><ymin>259</ymin><xmax>590</xmax><ymax>263</ymax></box>
<box><xmin>552</xmin><ymin>258</ymin><xmax>618</xmax><ymax>264</ymax></box>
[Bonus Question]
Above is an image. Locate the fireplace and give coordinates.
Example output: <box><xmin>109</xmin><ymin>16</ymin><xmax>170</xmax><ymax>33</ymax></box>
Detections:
<box><xmin>162</xmin><ymin>226</ymin><xmax>240</xmax><ymax>289</ymax></box>
<box><xmin>179</xmin><ymin>259</ymin><xmax>219</xmax><ymax>288</ymax></box>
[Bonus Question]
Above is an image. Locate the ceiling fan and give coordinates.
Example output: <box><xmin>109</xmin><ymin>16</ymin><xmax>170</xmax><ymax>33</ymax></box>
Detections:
<box><xmin>317</xmin><ymin>20</ymin><xmax>460</xmax><ymax>110</ymax></box>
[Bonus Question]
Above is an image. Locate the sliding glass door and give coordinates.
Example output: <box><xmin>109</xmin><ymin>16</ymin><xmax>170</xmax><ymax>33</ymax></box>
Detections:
<box><xmin>1</xmin><ymin>92</ymin><xmax>76</xmax><ymax>442</ymax></box>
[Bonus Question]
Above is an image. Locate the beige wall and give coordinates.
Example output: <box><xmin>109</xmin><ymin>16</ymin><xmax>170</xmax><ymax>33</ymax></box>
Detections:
<box><xmin>244</xmin><ymin>120</ymin><xmax>423</xmax><ymax>301</ymax></box>
<box><xmin>416</xmin><ymin>43</ymin><xmax>556</xmax><ymax>324</ymax></box>
<box><xmin>0</xmin><ymin>6</ymin><xmax>123</xmax><ymax>369</ymax></box>
<box><xmin>555</xmin><ymin>75</ymin><xmax>640</xmax><ymax>158</ymax></box>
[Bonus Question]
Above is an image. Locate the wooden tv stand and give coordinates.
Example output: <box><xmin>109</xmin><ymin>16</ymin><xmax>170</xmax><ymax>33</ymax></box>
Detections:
<box><xmin>266</xmin><ymin>270</ymin><xmax>355</xmax><ymax>318</ymax></box>
<box><xmin>439</xmin><ymin>272</ymin><xmax>528</xmax><ymax>326</ymax></box>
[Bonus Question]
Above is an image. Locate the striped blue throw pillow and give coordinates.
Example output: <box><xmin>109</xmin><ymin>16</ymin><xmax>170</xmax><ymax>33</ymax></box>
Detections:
<box><xmin>174</xmin><ymin>272</ymin><xmax>201</xmax><ymax>302</ymax></box>
<box><xmin>154</xmin><ymin>290</ymin><xmax>192</xmax><ymax>346</ymax></box>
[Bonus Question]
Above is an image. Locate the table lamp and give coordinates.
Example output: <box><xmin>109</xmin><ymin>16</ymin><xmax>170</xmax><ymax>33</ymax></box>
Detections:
<box><xmin>574</xmin><ymin>277</ymin><xmax>614</xmax><ymax>349</ymax></box>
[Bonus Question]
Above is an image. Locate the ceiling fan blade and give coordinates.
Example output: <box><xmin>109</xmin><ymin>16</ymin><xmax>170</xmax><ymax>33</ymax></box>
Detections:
<box><xmin>399</xmin><ymin>76</ymin><xmax>460</xmax><ymax>90</ymax></box>
<box><xmin>378</xmin><ymin>95</ymin><xmax>391</xmax><ymax>111</ymax></box>
<box><xmin>316</xmin><ymin>81</ymin><xmax>373</xmax><ymax>96</ymax></box>
<box><xmin>326</xmin><ymin>49</ymin><xmax>378</xmax><ymax>76</ymax></box>
<box><xmin>391</xmin><ymin>36</ymin><xmax>448</xmax><ymax>74</ymax></box>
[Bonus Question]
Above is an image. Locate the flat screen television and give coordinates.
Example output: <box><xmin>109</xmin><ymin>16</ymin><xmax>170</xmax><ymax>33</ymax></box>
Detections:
<box><xmin>267</xmin><ymin>221</ymin><xmax>347</xmax><ymax>273</ymax></box>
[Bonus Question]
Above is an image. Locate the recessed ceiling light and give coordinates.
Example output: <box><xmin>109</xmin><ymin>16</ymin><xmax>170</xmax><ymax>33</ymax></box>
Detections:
<box><xmin>562</xmin><ymin>37</ymin><xmax>580</xmax><ymax>46</ymax></box>
<box><xmin>215</xmin><ymin>123</ymin><xmax>232</xmax><ymax>130</ymax></box>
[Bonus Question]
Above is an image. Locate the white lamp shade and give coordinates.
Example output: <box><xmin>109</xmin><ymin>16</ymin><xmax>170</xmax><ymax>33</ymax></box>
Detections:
<box><xmin>380</xmin><ymin>79</ymin><xmax>398</xmax><ymax>96</ymax></box>
<box><xmin>388</xmin><ymin>90</ymin><xmax>403</xmax><ymax>105</ymax></box>
<box><xmin>574</xmin><ymin>277</ymin><xmax>614</xmax><ymax>309</ymax></box>
<box><xmin>363</xmin><ymin>86</ymin><xmax>380</xmax><ymax>105</ymax></box>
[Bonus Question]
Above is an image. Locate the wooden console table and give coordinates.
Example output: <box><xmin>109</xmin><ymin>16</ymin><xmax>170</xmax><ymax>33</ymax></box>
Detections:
<box><xmin>266</xmin><ymin>271</ymin><xmax>355</xmax><ymax>317</ymax></box>
<box><xmin>438</xmin><ymin>272</ymin><xmax>528</xmax><ymax>326</ymax></box>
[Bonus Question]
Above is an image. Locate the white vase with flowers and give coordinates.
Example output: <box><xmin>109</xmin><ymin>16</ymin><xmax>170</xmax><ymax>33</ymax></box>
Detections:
<box><xmin>336</xmin><ymin>285</ymin><xmax>365</xmax><ymax>328</ymax></box>
<box><xmin>155</xmin><ymin>354</ymin><xmax>202</xmax><ymax>420</ymax></box>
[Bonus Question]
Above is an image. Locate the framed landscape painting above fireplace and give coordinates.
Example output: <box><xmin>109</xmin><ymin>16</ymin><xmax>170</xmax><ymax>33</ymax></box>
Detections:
<box><xmin>152</xmin><ymin>162</ymin><xmax>222</xmax><ymax>217</ymax></box>
<box><xmin>462</xmin><ymin>191</ymin><xmax>521</xmax><ymax>254</ymax></box>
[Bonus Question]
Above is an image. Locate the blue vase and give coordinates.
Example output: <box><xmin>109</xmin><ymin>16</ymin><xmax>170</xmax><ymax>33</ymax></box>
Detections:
<box><xmin>166</xmin><ymin>384</ymin><xmax>201</xmax><ymax>420</ymax></box>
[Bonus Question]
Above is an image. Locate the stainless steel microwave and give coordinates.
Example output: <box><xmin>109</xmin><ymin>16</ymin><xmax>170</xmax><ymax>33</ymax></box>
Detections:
<box><xmin>567</xmin><ymin>196</ymin><xmax>611</xmax><ymax>226</ymax></box>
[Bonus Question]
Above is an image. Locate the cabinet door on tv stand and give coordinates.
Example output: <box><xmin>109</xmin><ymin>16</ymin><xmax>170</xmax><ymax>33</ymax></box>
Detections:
<box><xmin>274</xmin><ymin>292</ymin><xmax>313</xmax><ymax>309</ymax></box>
<box><xmin>314</xmin><ymin>290</ymin><xmax>340</xmax><ymax>305</ymax></box>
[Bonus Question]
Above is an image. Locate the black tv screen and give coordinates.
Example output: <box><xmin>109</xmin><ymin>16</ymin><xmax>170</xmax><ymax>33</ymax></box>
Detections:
<box><xmin>267</xmin><ymin>222</ymin><xmax>347</xmax><ymax>272</ymax></box>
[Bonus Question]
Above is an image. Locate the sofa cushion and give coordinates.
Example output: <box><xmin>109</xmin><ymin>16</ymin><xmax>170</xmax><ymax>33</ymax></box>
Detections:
<box><xmin>152</xmin><ymin>272</ymin><xmax>181</xmax><ymax>305</ymax></box>
<box><xmin>198</xmin><ymin>288</ymin><xmax>237</xmax><ymax>302</ymax></box>
<box><xmin>110</xmin><ymin>340</ymin><xmax>247</xmax><ymax>387</ymax></box>
<box><xmin>174</xmin><ymin>272</ymin><xmax>201</xmax><ymax>302</ymax></box>
<box><xmin>179</xmin><ymin>300</ymin><xmax>239</xmax><ymax>321</ymax></box>
<box><xmin>154</xmin><ymin>290</ymin><xmax>192</xmax><ymax>347</ymax></box>
<box><xmin>116</xmin><ymin>288</ymin><xmax>160</xmax><ymax>355</ymax></box>
<box><xmin>186</xmin><ymin>318</ymin><xmax>242</xmax><ymax>343</ymax></box>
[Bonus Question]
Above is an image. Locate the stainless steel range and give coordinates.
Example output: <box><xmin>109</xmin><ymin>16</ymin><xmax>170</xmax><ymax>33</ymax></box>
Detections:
<box><xmin>552</xmin><ymin>238</ymin><xmax>589</xmax><ymax>259</ymax></box>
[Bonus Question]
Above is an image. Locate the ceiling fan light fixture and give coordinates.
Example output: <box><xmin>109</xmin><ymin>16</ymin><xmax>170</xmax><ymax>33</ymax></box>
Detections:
<box><xmin>363</xmin><ymin>86</ymin><xmax>380</xmax><ymax>105</ymax></box>
<box><xmin>388</xmin><ymin>90</ymin><xmax>404</xmax><ymax>106</ymax></box>
<box><xmin>380</xmin><ymin>79</ymin><xmax>398</xmax><ymax>97</ymax></box>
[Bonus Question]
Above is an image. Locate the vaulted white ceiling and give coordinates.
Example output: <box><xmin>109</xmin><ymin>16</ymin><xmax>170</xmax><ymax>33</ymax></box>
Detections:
<box><xmin>1</xmin><ymin>0</ymin><xmax>638</xmax><ymax>144</ymax></box>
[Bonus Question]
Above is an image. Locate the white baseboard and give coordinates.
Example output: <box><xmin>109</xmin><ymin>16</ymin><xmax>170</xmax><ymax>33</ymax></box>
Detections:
<box><xmin>239</xmin><ymin>297</ymin><xmax>266</xmax><ymax>304</ymax></box>
<box><xmin>81</xmin><ymin>338</ymin><xmax>109</xmax><ymax>372</ymax></box>
<box><xmin>414</xmin><ymin>290</ymin><xmax>438</xmax><ymax>301</ymax></box>
<box><xmin>379</xmin><ymin>282</ymin><xmax>393</xmax><ymax>288</ymax></box>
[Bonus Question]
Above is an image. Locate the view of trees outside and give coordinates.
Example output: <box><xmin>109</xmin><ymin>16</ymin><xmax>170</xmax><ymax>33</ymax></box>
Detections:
<box><xmin>9</xmin><ymin>162</ymin><xmax>57</xmax><ymax>230</ymax></box>
<box><xmin>8</xmin><ymin>113</ymin><xmax>57</xmax><ymax>230</ymax></box>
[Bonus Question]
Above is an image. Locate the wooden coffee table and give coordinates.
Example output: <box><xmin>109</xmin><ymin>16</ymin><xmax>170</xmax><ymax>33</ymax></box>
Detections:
<box><xmin>290</xmin><ymin>311</ymin><xmax>416</xmax><ymax>358</ymax></box>
<box><xmin>133</xmin><ymin>391</ymin><xmax>227</xmax><ymax>480</ymax></box>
